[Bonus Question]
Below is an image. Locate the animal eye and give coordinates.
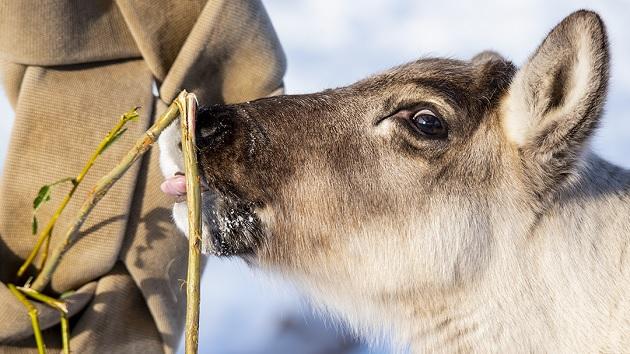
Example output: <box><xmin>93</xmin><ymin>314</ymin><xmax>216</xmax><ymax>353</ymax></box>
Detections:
<box><xmin>411</xmin><ymin>109</ymin><xmax>447</xmax><ymax>138</ymax></box>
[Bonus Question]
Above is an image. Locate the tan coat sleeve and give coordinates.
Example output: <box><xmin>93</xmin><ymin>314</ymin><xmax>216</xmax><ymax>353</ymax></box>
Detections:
<box><xmin>0</xmin><ymin>1</ymin><xmax>285</xmax><ymax>353</ymax></box>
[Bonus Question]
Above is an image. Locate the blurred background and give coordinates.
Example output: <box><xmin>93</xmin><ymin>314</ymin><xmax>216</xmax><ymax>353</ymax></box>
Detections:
<box><xmin>1</xmin><ymin>1</ymin><xmax>629</xmax><ymax>353</ymax></box>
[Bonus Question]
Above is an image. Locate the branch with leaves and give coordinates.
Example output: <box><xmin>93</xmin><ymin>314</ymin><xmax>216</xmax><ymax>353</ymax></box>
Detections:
<box><xmin>19</xmin><ymin>108</ymin><xmax>140</xmax><ymax>280</ymax></box>
<box><xmin>8</xmin><ymin>91</ymin><xmax>203</xmax><ymax>353</ymax></box>
<box><xmin>29</xmin><ymin>101</ymin><xmax>179</xmax><ymax>291</ymax></box>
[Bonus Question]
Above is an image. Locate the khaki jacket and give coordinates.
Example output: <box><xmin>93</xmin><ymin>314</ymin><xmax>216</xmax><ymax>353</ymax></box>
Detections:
<box><xmin>0</xmin><ymin>1</ymin><xmax>285</xmax><ymax>352</ymax></box>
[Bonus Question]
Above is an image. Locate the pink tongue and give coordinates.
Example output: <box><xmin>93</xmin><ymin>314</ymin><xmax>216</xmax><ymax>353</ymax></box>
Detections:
<box><xmin>161</xmin><ymin>175</ymin><xmax>187</xmax><ymax>196</ymax></box>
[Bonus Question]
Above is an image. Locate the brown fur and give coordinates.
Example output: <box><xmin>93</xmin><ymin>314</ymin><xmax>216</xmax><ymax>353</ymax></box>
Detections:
<box><xmin>160</xmin><ymin>10</ymin><xmax>629</xmax><ymax>353</ymax></box>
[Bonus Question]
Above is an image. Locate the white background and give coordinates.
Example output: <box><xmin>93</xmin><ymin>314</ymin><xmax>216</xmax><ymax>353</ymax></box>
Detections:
<box><xmin>1</xmin><ymin>1</ymin><xmax>629</xmax><ymax>353</ymax></box>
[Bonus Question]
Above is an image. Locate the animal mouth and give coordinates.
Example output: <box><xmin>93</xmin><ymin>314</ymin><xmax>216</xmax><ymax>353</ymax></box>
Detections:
<box><xmin>160</xmin><ymin>170</ymin><xmax>264</xmax><ymax>256</ymax></box>
<box><xmin>160</xmin><ymin>171</ymin><xmax>209</xmax><ymax>203</ymax></box>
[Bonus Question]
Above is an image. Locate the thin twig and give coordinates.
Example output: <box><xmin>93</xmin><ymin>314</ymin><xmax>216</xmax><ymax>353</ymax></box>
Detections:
<box><xmin>29</xmin><ymin>101</ymin><xmax>181</xmax><ymax>291</ymax></box>
<box><xmin>17</xmin><ymin>109</ymin><xmax>139</xmax><ymax>279</ymax></box>
<box><xmin>177</xmin><ymin>91</ymin><xmax>203</xmax><ymax>354</ymax></box>
<box><xmin>38</xmin><ymin>236</ymin><xmax>51</xmax><ymax>271</ymax></box>
<box><xmin>8</xmin><ymin>284</ymin><xmax>46</xmax><ymax>354</ymax></box>
<box><xmin>60</xmin><ymin>314</ymin><xmax>70</xmax><ymax>354</ymax></box>
<box><xmin>17</xmin><ymin>287</ymin><xmax>68</xmax><ymax>313</ymax></box>
<box><xmin>18</xmin><ymin>286</ymin><xmax>70</xmax><ymax>354</ymax></box>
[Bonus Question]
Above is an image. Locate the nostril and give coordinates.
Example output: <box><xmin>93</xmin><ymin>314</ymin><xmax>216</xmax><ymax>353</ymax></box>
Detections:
<box><xmin>195</xmin><ymin>105</ymin><xmax>237</xmax><ymax>148</ymax></box>
<box><xmin>197</xmin><ymin>120</ymin><xmax>232</xmax><ymax>146</ymax></box>
<box><xmin>199</xmin><ymin>124</ymin><xmax>221</xmax><ymax>140</ymax></box>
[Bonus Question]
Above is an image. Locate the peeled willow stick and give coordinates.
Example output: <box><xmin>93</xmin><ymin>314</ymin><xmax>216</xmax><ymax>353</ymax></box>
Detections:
<box><xmin>175</xmin><ymin>91</ymin><xmax>203</xmax><ymax>354</ymax></box>
<box><xmin>29</xmin><ymin>100</ymin><xmax>181</xmax><ymax>292</ymax></box>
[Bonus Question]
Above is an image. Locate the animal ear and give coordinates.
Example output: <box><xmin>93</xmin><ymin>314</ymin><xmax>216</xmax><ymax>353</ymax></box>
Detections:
<box><xmin>502</xmin><ymin>10</ymin><xmax>609</xmax><ymax>192</ymax></box>
<box><xmin>471</xmin><ymin>51</ymin><xmax>516</xmax><ymax>108</ymax></box>
<box><xmin>471</xmin><ymin>50</ymin><xmax>506</xmax><ymax>65</ymax></box>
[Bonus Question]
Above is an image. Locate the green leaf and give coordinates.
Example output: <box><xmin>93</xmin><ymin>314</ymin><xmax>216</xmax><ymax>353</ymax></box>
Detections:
<box><xmin>32</xmin><ymin>216</ymin><xmax>38</xmax><ymax>235</ymax></box>
<box><xmin>31</xmin><ymin>177</ymin><xmax>74</xmax><ymax>234</ymax></box>
<box><xmin>33</xmin><ymin>177</ymin><xmax>74</xmax><ymax>211</ymax></box>
<box><xmin>33</xmin><ymin>185</ymin><xmax>52</xmax><ymax>210</ymax></box>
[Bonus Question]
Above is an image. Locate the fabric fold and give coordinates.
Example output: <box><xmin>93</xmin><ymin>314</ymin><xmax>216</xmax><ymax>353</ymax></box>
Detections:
<box><xmin>0</xmin><ymin>1</ymin><xmax>285</xmax><ymax>352</ymax></box>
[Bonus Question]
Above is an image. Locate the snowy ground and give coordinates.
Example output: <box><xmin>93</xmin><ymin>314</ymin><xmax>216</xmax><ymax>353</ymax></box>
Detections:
<box><xmin>1</xmin><ymin>1</ymin><xmax>629</xmax><ymax>353</ymax></box>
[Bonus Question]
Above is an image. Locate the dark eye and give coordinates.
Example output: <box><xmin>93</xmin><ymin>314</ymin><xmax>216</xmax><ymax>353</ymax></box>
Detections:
<box><xmin>411</xmin><ymin>109</ymin><xmax>447</xmax><ymax>138</ymax></box>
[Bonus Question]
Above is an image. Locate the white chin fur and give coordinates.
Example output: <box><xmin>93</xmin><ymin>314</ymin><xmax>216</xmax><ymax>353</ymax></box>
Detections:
<box><xmin>172</xmin><ymin>201</ymin><xmax>212</xmax><ymax>254</ymax></box>
<box><xmin>159</xmin><ymin>120</ymin><xmax>212</xmax><ymax>254</ymax></box>
<box><xmin>172</xmin><ymin>202</ymin><xmax>190</xmax><ymax>236</ymax></box>
<box><xmin>158</xmin><ymin>121</ymin><xmax>185</xmax><ymax>178</ymax></box>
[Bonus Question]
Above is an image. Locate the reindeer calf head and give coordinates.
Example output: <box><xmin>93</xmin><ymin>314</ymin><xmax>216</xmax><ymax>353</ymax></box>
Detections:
<box><xmin>160</xmin><ymin>10</ymin><xmax>608</xmax><ymax>307</ymax></box>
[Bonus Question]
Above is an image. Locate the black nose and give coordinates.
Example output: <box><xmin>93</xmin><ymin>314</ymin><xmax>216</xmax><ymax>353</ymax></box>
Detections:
<box><xmin>195</xmin><ymin>105</ymin><xmax>236</xmax><ymax>150</ymax></box>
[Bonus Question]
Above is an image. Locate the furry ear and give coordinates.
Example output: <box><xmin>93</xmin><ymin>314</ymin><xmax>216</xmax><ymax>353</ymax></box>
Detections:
<box><xmin>502</xmin><ymin>10</ymin><xmax>609</xmax><ymax>195</ymax></box>
<box><xmin>472</xmin><ymin>51</ymin><xmax>516</xmax><ymax>108</ymax></box>
<box><xmin>471</xmin><ymin>50</ymin><xmax>506</xmax><ymax>65</ymax></box>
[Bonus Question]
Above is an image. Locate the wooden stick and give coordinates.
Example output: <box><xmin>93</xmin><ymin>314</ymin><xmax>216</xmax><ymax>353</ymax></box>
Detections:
<box><xmin>60</xmin><ymin>313</ymin><xmax>69</xmax><ymax>354</ymax></box>
<box><xmin>29</xmin><ymin>101</ymin><xmax>181</xmax><ymax>291</ymax></box>
<box><xmin>176</xmin><ymin>91</ymin><xmax>203</xmax><ymax>354</ymax></box>
<box><xmin>17</xmin><ymin>287</ymin><xmax>68</xmax><ymax>314</ymax></box>
<box><xmin>18</xmin><ymin>286</ymin><xmax>70</xmax><ymax>354</ymax></box>
<box><xmin>8</xmin><ymin>284</ymin><xmax>46</xmax><ymax>354</ymax></box>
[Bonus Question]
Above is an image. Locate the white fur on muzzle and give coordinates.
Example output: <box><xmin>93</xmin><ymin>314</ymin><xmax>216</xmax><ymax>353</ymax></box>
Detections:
<box><xmin>158</xmin><ymin>120</ymin><xmax>212</xmax><ymax>253</ymax></box>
